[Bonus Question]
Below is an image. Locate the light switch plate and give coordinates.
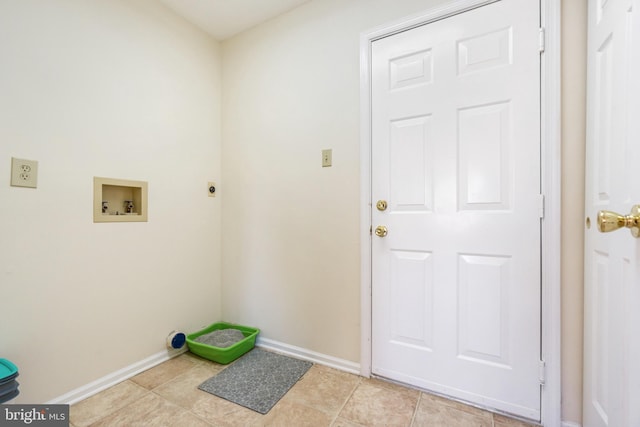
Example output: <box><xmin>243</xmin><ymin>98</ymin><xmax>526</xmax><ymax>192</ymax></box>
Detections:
<box><xmin>10</xmin><ymin>157</ymin><xmax>38</xmax><ymax>188</ymax></box>
<box><xmin>322</xmin><ymin>149</ymin><xmax>332</xmax><ymax>167</ymax></box>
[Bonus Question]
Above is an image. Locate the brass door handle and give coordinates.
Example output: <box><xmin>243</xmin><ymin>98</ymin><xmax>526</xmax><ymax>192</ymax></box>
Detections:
<box><xmin>597</xmin><ymin>205</ymin><xmax>640</xmax><ymax>238</ymax></box>
<box><xmin>374</xmin><ymin>226</ymin><xmax>388</xmax><ymax>237</ymax></box>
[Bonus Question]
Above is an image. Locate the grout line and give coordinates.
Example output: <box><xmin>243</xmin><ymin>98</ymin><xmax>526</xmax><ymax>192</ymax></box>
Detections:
<box><xmin>409</xmin><ymin>391</ymin><xmax>422</xmax><ymax>426</ymax></box>
<box><xmin>73</xmin><ymin>380</ymin><xmax>152</xmax><ymax>426</ymax></box>
<box><xmin>329</xmin><ymin>375</ymin><xmax>363</xmax><ymax>426</ymax></box>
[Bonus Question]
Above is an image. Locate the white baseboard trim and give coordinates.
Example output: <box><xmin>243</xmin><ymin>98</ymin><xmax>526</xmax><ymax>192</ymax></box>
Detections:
<box><xmin>47</xmin><ymin>348</ymin><xmax>187</xmax><ymax>405</ymax></box>
<box><xmin>561</xmin><ymin>422</ymin><xmax>582</xmax><ymax>427</ymax></box>
<box><xmin>50</xmin><ymin>339</ymin><xmax>359</xmax><ymax>405</ymax></box>
<box><xmin>256</xmin><ymin>337</ymin><xmax>360</xmax><ymax>375</ymax></box>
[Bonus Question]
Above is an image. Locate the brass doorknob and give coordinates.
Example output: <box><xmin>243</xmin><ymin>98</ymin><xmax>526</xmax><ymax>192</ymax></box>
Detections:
<box><xmin>597</xmin><ymin>205</ymin><xmax>640</xmax><ymax>238</ymax></box>
<box><xmin>374</xmin><ymin>225</ymin><xmax>388</xmax><ymax>237</ymax></box>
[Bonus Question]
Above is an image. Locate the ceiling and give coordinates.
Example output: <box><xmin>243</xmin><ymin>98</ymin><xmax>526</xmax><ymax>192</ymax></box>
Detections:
<box><xmin>159</xmin><ymin>0</ymin><xmax>312</xmax><ymax>40</ymax></box>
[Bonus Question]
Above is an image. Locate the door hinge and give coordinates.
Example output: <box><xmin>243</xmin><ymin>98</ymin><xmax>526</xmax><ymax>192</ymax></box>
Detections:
<box><xmin>539</xmin><ymin>360</ymin><xmax>546</xmax><ymax>385</ymax></box>
<box><xmin>539</xmin><ymin>27</ymin><xmax>546</xmax><ymax>53</ymax></box>
<box><xmin>539</xmin><ymin>194</ymin><xmax>545</xmax><ymax>219</ymax></box>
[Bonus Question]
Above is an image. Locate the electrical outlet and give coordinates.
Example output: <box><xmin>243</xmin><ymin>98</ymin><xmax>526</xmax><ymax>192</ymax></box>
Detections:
<box><xmin>10</xmin><ymin>157</ymin><xmax>38</xmax><ymax>188</ymax></box>
<box><xmin>322</xmin><ymin>149</ymin><xmax>332</xmax><ymax>167</ymax></box>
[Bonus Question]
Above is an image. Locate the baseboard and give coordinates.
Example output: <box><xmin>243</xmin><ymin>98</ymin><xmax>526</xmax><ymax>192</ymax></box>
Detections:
<box><xmin>50</xmin><ymin>339</ymin><xmax>359</xmax><ymax>405</ymax></box>
<box><xmin>47</xmin><ymin>347</ymin><xmax>186</xmax><ymax>405</ymax></box>
<box><xmin>256</xmin><ymin>337</ymin><xmax>360</xmax><ymax>375</ymax></box>
<box><xmin>562</xmin><ymin>422</ymin><xmax>582</xmax><ymax>427</ymax></box>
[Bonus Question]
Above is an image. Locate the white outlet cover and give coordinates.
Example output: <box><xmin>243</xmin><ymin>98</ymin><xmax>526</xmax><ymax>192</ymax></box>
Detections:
<box><xmin>10</xmin><ymin>157</ymin><xmax>38</xmax><ymax>188</ymax></box>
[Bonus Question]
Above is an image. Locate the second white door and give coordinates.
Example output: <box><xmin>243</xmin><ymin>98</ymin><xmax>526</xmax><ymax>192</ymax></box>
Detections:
<box><xmin>583</xmin><ymin>0</ymin><xmax>640</xmax><ymax>426</ymax></box>
<box><xmin>371</xmin><ymin>0</ymin><xmax>542</xmax><ymax>420</ymax></box>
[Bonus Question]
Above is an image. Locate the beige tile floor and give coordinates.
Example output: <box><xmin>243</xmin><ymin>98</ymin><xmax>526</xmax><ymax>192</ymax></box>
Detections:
<box><xmin>70</xmin><ymin>350</ymin><xmax>538</xmax><ymax>427</ymax></box>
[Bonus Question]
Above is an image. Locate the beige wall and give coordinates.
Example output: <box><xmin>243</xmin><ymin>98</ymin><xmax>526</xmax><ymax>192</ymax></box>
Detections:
<box><xmin>561</xmin><ymin>0</ymin><xmax>587</xmax><ymax>424</ymax></box>
<box><xmin>0</xmin><ymin>0</ymin><xmax>223</xmax><ymax>403</ymax></box>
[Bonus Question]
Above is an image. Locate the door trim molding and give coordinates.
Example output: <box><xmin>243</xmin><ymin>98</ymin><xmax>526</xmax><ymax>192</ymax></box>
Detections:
<box><xmin>359</xmin><ymin>0</ymin><xmax>561</xmax><ymax>425</ymax></box>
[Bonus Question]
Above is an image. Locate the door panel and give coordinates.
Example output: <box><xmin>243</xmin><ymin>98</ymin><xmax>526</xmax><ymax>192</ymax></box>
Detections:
<box><xmin>584</xmin><ymin>1</ymin><xmax>640</xmax><ymax>426</ymax></box>
<box><xmin>457</xmin><ymin>254</ymin><xmax>510</xmax><ymax>367</ymax></box>
<box><xmin>458</xmin><ymin>102</ymin><xmax>510</xmax><ymax>209</ymax></box>
<box><xmin>371</xmin><ymin>0</ymin><xmax>541</xmax><ymax>420</ymax></box>
<box><xmin>390</xmin><ymin>250</ymin><xmax>434</xmax><ymax>349</ymax></box>
<box><xmin>389</xmin><ymin>115</ymin><xmax>433</xmax><ymax>211</ymax></box>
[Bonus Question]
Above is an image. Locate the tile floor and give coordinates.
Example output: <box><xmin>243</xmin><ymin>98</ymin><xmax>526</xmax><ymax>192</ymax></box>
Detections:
<box><xmin>70</xmin><ymin>350</ymin><xmax>539</xmax><ymax>427</ymax></box>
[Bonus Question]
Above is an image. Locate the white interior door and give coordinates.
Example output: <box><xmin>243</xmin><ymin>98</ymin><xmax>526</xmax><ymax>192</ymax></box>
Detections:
<box><xmin>370</xmin><ymin>0</ymin><xmax>542</xmax><ymax>421</ymax></box>
<box><xmin>584</xmin><ymin>1</ymin><xmax>640</xmax><ymax>426</ymax></box>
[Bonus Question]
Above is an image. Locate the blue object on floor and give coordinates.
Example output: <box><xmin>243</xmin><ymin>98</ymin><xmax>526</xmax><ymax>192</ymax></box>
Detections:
<box><xmin>169</xmin><ymin>332</ymin><xmax>186</xmax><ymax>349</ymax></box>
<box><xmin>0</xmin><ymin>358</ymin><xmax>19</xmax><ymax>403</ymax></box>
<box><xmin>0</xmin><ymin>359</ymin><xmax>18</xmax><ymax>381</ymax></box>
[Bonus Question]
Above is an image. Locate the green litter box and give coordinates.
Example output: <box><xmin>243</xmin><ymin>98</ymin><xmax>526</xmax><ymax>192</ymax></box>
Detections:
<box><xmin>186</xmin><ymin>322</ymin><xmax>260</xmax><ymax>364</ymax></box>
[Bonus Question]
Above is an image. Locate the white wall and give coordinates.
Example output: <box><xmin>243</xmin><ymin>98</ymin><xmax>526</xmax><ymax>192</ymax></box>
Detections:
<box><xmin>0</xmin><ymin>0</ymin><xmax>222</xmax><ymax>403</ymax></box>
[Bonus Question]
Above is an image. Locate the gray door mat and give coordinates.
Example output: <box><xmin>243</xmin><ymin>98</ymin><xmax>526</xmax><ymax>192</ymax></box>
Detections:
<box><xmin>198</xmin><ymin>348</ymin><xmax>313</xmax><ymax>414</ymax></box>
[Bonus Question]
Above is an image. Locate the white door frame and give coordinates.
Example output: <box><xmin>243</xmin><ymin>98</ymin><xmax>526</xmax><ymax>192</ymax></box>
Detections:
<box><xmin>359</xmin><ymin>0</ymin><xmax>561</xmax><ymax>425</ymax></box>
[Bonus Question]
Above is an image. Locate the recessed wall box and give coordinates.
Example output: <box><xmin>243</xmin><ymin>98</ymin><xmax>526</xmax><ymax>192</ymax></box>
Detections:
<box><xmin>93</xmin><ymin>177</ymin><xmax>148</xmax><ymax>223</ymax></box>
